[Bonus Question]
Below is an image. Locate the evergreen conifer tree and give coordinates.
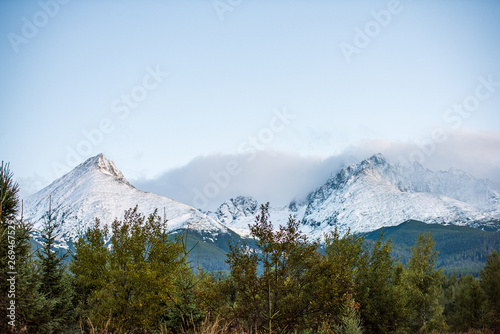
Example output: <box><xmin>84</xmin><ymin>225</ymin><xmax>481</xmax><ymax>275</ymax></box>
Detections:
<box><xmin>70</xmin><ymin>218</ymin><xmax>110</xmax><ymax>325</ymax></box>
<box><xmin>1</xmin><ymin>162</ymin><xmax>49</xmax><ymax>333</ymax></box>
<box><xmin>36</xmin><ymin>201</ymin><xmax>74</xmax><ymax>333</ymax></box>
<box><xmin>447</xmin><ymin>274</ymin><xmax>487</xmax><ymax>331</ymax></box>
<box><xmin>399</xmin><ymin>233</ymin><xmax>446</xmax><ymax>332</ymax></box>
<box><xmin>480</xmin><ymin>249</ymin><xmax>500</xmax><ymax>328</ymax></box>
<box><xmin>226</xmin><ymin>203</ymin><xmax>321</xmax><ymax>332</ymax></box>
<box><xmin>354</xmin><ymin>233</ymin><xmax>404</xmax><ymax>333</ymax></box>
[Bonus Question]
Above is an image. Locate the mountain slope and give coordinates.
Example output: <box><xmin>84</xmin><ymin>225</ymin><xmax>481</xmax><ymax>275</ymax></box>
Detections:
<box><xmin>24</xmin><ymin>154</ymin><xmax>230</xmax><ymax>246</ymax></box>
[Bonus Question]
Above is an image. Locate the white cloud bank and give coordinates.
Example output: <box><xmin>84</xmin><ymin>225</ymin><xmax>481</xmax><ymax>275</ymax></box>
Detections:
<box><xmin>134</xmin><ymin>128</ymin><xmax>500</xmax><ymax>210</ymax></box>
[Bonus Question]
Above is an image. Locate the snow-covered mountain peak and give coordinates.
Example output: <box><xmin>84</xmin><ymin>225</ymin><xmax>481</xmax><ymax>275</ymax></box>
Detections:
<box><xmin>24</xmin><ymin>155</ymin><xmax>229</xmax><ymax>246</ymax></box>
<box><xmin>73</xmin><ymin>154</ymin><xmax>132</xmax><ymax>187</ymax></box>
<box><xmin>323</xmin><ymin>153</ymin><xmax>390</xmax><ymax>189</ymax></box>
<box><xmin>364</xmin><ymin>153</ymin><xmax>387</xmax><ymax>166</ymax></box>
<box><xmin>300</xmin><ymin>154</ymin><xmax>500</xmax><ymax>234</ymax></box>
<box><xmin>211</xmin><ymin>196</ymin><xmax>259</xmax><ymax>224</ymax></box>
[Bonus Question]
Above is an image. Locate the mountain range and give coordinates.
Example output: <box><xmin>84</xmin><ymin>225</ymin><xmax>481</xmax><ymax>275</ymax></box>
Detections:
<box><xmin>23</xmin><ymin>153</ymin><xmax>500</xmax><ymax>250</ymax></box>
<box><xmin>207</xmin><ymin>153</ymin><xmax>500</xmax><ymax>238</ymax></box>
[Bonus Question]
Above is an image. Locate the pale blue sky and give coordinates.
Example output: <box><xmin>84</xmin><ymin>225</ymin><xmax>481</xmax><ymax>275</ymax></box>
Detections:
<box><xmin>1</xmin><ymin>0</ymin><xmax>500</xmax><ymax>205</ymax></box>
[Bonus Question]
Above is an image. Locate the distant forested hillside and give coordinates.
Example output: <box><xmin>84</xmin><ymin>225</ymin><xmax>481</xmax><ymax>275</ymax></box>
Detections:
<box><xmin>363</xmin><ymin>220</ymin><xmax>500</xmax><ymax>276</ymax></box>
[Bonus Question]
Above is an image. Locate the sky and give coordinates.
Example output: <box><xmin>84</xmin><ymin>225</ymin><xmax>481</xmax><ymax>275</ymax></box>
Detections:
<box><xmin>1</xmin><ymin>0</ymin><xmax>499</xmax><ymax>209</ymax></box>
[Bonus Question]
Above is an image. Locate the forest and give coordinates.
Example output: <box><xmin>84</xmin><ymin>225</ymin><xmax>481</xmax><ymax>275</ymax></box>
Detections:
<box><xmin>1</xmin><ymin>162</ymin><xmax>500</xmax><ymax>334</ymax></box>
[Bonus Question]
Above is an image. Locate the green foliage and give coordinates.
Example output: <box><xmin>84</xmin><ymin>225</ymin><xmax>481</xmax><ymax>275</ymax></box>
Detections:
<box><xmin>354</xmin><ymin>233</ymin><xmax>404</xmax><ymax>333</ymax></box>
<box><xmin>163</xmin><ymin>230</ymin><xmax>206</xmax><ymax>331</ymax></box>
<box><xmin>0</xmin><ymin>215</ymin><xmax>52</xmax><ymax>333</ymax></box>
<box><xmin>321</xmin><ymin>229</ymin><xmax>404</xmax><ymax>333</ymax></box>
<box><xmin>333</xmin><ymin>293</ymin><xmax>364</xmax><ymax>334</ymax></box>
<box><xmin>0</xmin><ymin>161</ymin><xmax>22</xmax><ymax>332</ymax></box>
<box><xmin>446</xmin><ymin>275</ymin><xmax>488</xmax><ymax>331</ymax></box>
<box><xmin>480</xmin><ymin>250</ymin><xmax>500</xmax><ymax>327</ymax></box>
<box><xmin>363</xmin><ymin>220</ymin><xmax>500</xmax><ymax>276</ymax></box>
<box><xmin>35</xmin><ymin>203</ymin><xmax>74</xmax><ymax>333</ymax></box>
<box><xmin>0</xmin><ymin>161</ymin><xmax>20</xmax><ymax>220</ymax></box>
<box><xmin>69</xmin><ymin>218</ymin><xmax>110</xmax><ymax>323</ymax></box>
<box><xmin>399</xmin><ymin>233</ymin><xmax>446</xmax><ymax>333</ymax></box>
<box><xmin>319</xmin><ymin>228</ymin><xmax>365</xmax><ymax>327</ymax></box>
<box><xmin>71</xmin><ymin>206</ymin><xmax>190</xmax><ymax>332</ymax></box>
<box><xmin>66</xmin><ymin>209</ymin><xmax>500</xmax><ymax>333</ymax></box>
<box><xmin>0</xmin><ymin>162</ymin><xmax>56</xmax><ymax>333</ymax></box>
<box><xmin>225</xmin><ymin>203</ymin><xmax>321</xmax><ymax>332</ymax></box>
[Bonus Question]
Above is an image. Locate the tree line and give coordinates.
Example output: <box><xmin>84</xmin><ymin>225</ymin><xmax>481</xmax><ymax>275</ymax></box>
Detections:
<box><xmin>1</xmin><ymin>162</ymin><xmax>500</xmax><ymax>333</ymax></box>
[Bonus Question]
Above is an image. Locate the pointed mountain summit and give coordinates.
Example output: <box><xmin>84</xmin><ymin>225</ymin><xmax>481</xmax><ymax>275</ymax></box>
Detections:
<box><xmin>91</xmin><ymin>153</ymin><xmax>132</xmax><ymax>186</ymax></box>
<box><xmin>24</xmin><ymin>154</ymin><xmax>228</xmax><ymax>245</ymax></box>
